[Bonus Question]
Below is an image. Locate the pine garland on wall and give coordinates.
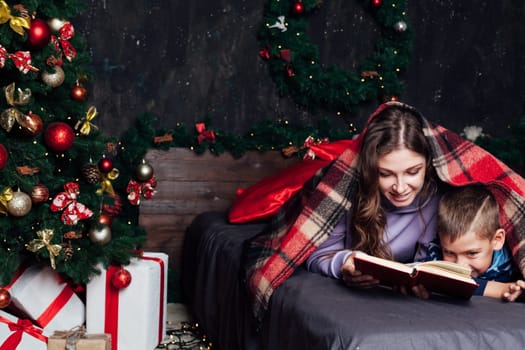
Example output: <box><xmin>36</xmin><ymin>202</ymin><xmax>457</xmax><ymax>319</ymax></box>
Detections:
<box><xmin>258</xmin><ymin>0</ymin><xmax>413</xmax><ymax>114</ymax></box>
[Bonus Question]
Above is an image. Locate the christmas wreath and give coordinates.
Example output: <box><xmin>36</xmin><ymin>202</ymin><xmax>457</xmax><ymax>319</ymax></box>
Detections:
<box><xmin>258</xmin><ymin>0</ymin><xmax>413</xmax><ymax>114</ymax></box>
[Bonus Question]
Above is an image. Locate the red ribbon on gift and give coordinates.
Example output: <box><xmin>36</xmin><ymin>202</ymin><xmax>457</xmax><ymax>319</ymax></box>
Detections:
<box><xmin>50</xmin><ymin>182</ymin><xmax>94</xmax><ymax>225</ymax></box>
<box><xmin>34</xmin><ymin>286</ymin><xmax>74</xmax><ymax>328</ymax></box>
<box><xmin>50</xmin><ymin>22</ymin><xmax>77</xmax><ymax>62</ymax></box>
<box><xmin>195</xmin><ymin>123</ymin><xmax>215</xmax><ymax>144</ymax></box>
<box><xmin>105</xmin><ymin>265</ymin><xmax>120</xmax><ymax>350</ymax></box>
<box><xmin>141</xmin><ymin>255</ymin><xmax>165</xmax><ymax>344</ymax></box>
<box><xmin>104</xmin><ymin>256</ymin><xmax>165</xmax><ymax>350</ymax></box>
<box><xmin>0</xmin><ymin>45</ymin><xmax>39</xmax><ymax>74</ymax></box>
<box><xmin>126</xmin><ymin>176</ymin><xmax>157</xmax><ymax>206</ymax></box>
<box><xmin>0</xmin><ymin>316</ymin><xmax>47</xmax><ymax>349</ymax></box>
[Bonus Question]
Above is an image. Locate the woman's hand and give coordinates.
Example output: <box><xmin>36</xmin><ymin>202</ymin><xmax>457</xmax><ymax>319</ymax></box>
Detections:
<box><xmin>397</xmin><ymin>284</ymin><xmax>430</xmax><ymax>299</ymax></box>
<box><xmin>341</xmin><ymin>253</ymin><xmax>380</xmax><ymax>289</ymax></box>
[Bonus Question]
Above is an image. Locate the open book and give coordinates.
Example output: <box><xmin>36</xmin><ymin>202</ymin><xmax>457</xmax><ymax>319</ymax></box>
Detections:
<box><xmin>353</xmin><ymin>252</ymin><xmax>479</xmax><ymax>299</ymax></box>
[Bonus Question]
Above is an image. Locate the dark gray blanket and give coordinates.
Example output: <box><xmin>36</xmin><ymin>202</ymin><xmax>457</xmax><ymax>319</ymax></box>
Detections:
<box><xmin>182</xmin><ymin>211</ymin><xmax>525</xmax><ymax>350</ymax></box>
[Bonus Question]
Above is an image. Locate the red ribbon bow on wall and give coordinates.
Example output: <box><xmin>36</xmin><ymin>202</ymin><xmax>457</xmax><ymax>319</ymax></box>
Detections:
<box><xmin>195</xmin><ymin>123</ymin><xmax>215</xmax><ymax>144</ymax></box>
<box><xmin>50</xmin><ymin>182</ymin><xmax>93</xmax><ymax>225</ymax></box>
<box><xmin>0</xmin><ymin>45</ymin><xmax>39</xmax><ymax>74</ymax></box>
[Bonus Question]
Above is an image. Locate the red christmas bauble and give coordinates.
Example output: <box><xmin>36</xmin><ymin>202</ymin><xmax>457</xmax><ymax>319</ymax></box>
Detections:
<box><xmin>98</xmin><ymin>158</ymin><xmax>114</xmax><ymax>173</ymax></box>
<box><xmin>44</xmin><ymin>122</ymin><xmax>75</xmax><ymax>152</ymax></box>
<box><xmin>70</xmin><ymin>84</ymin><xmax>88</xmax><ymax>102</ymax></box>
<box><xmin>292</xmin><ymin>1</ymin><xmax>305</xmax><ymax>14</ymax></box>
<box><xmin>98</xmin><ymin>213</ymin><xmax>112</xmax><ymax>227</ymax></box>
<box><xmin>371</xmin><ymin>0</ymin><xmax>382</xmax><ymax>7</ymax></box>
<box><xmin>19</xmin><ymin>112</ymin><xmax>44</xmax><ymax>136</ymax></box>
<box><xmin>0</xmin><ymin>144</ymin><xmax>8</xmax><ymax>170</ymax></box>
<box><xmin>27</xmin><ymin>18</ymin><xmax>51</xmax><ymax>49</ymax></box>
<box><xmin>31</xmin><ymin>184</ymin><xmax>50</xmax><ymax>204</ymax></box>
<box><xmin>0</xmin><ymin>288</ymin><xmax>11</xmax><ymax>309</ymax></box>
<box><xmin>111</xmin><ymin>268</ymin><xmax>132</xmax><ymax>289</ymax></box>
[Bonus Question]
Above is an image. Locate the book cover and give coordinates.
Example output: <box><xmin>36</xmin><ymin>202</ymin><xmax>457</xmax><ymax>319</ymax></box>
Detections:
<box><xmin>353</xmin><ymin>252</ymin><xmax>478</xmax><ymax>299</ymax></box>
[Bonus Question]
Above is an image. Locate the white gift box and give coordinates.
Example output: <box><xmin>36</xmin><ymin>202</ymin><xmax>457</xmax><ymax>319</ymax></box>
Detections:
<box><xmin>86</xmin><ymin>252</ymin><xmax>168</xmax><ymax>350</ymax></box>
<box><xmin>5</xmin><ymin>264</ymin><xmax>85</xmax><ymax>335</ymax></box>
<box><xmin>0</xmin><ymin>310</ymin><xmax>47</xmax><ymax>349</ymax></box>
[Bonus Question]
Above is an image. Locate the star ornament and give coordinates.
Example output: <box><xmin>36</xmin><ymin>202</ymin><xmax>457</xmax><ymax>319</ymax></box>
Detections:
<box><xmin>26</xmin><ymin>229</ymin><xmax>62</xmax><ymax>269</ymax></box>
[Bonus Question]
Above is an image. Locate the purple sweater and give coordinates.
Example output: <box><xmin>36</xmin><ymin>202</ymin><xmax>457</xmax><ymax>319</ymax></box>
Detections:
<box><xmin>305</xmin><ymin>193</ymin><xmax>440</xmax><ymax>279</ymax></box>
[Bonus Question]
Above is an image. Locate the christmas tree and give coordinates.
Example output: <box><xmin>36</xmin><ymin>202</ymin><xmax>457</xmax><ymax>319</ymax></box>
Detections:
<box><xmin>0</xmin><ymin>0</ymin><xmax>156</xmax><ymax>288</ymax></box>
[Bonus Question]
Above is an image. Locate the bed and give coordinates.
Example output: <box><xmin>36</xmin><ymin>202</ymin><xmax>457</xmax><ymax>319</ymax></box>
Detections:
<box><xmin>182</xmin><ymin>211</ymin><xmax>525</xmax><ymax>350</ymax></box>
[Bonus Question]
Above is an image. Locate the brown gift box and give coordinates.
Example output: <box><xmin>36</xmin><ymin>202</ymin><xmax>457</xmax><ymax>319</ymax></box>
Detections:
<box><xmin>47</xmin><ymin>328</ymin><xmax>111</xmax><ymax>350</ymax></box>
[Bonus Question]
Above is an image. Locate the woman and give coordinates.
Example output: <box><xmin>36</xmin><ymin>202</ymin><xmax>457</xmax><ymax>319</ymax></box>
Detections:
<box><xmin>243</xmin><ymin>101</ymin><xmax>525</xmax><ymax>322</ymax></box>
<box><xmin>305</xmin><ymin>104</ymin><xmax>441</xmax><ymax>297</ymax></box>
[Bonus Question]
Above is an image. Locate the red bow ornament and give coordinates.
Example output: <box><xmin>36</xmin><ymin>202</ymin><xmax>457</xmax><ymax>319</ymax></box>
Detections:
<box><xmin>302</xmin><ymin>136</ymin><xmax>329</xmax><ymax>160</ymax></box>
<box><xmin>50</xmin><ymin>182</ymin><xmax>93</xmax><ymax>225</ymax></box>
<box><xmin>0</xmin><ymin>317</ymin><xmax>46</xmax><ymax>350</ymax></box>
<box><xmin>126</xmin><ymin>176</ymin><xmax>157</xmax><ymax>206</ymax></box>
<box><xmin>0</xmin><ymin>45</ymin><xmax>38</xmax><ymax>74</ymax></box>
<box><xmin>195</xmin><ymin>123</ymin><xmax>215</xmax><ymax>144</ymax></box>
<box><xmin>50</xmin><ymin>21</ymin><xmax>77</xmax><ymax>62</ymax></box>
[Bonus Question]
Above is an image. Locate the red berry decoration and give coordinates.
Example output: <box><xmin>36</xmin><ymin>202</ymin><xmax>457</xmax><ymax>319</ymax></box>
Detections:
<box><xmin>70</xmin><ymin>82</ymin><xmax>88</xmax><ymax>102</ymax></box>
<box><xmin>0</xmin><ymin>288</ymin><xmax>11</xmax><ymax>309</ymax></box>
<box><xmin>292</xmin><ymin>1</ymin><xmax>304</xmax><ymax>14</ymax></box>
<box><xmin>27</xmin><ymin>18</ymin><xmax>51</xmax><ymax>50</ymax></box>
<box><xmin>44</xmin><ymin>122</ymin><xmax>75</xmax><ymax>152</ymax></box>
<box><xmin>98</xmin><ymin>158</ymin><xmax>114</xmax><ymax>173</ymax></box>
<box><xmin>0</xmin><ymin>144</ymin><xmax>8</xmax><ymax>170</ymax></box>
<box><xmin>111</xmin><ymin>268</ymin><xmax>132</xmax><ymax>289</ymax></box>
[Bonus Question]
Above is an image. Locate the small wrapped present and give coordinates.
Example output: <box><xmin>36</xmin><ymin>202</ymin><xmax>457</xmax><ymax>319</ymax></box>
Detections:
<box><xmin>86</xmin><ymin>252</ymin><xmax>168</xmax><ymax>350</ymax></box>
<box><xmin>47</xmin><ymin>326</ymin><xmax>111</xmax><ymax>350</ymax></box>
<box><xmin>4</xmin><ymin>264</ymin><xmax>85</xmax><ymax>335</ymax></box>
<box><xmin>0</xmin><ymin>310</ymin><xmax>47</xmax><ymax>350</ymax></box>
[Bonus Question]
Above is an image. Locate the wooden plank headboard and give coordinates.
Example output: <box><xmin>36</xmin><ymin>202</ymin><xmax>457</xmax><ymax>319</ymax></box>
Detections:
<box><xmin>138</xmin><ymin>147</ymin><xmax>300</xmax><ymax>272</ymax></box>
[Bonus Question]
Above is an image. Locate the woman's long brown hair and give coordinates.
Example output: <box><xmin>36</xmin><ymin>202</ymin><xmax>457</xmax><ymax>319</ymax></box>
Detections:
<box><xmin>350</xmin><ymin>105</ymin><xmax>436</xmax><ymax>259</ymax></box>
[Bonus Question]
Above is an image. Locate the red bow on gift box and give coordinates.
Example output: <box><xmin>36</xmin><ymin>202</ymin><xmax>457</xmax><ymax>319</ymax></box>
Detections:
<box><xmin>195</xmin><ymin>123</ymin><xmax>215</xmax><ymax>144</ymax></box>
<box><xmin>0</xmin><ymin>45</ymin><xmax>39</xmax><ymax>74</ymax></box>
<box><xmin>50</xmin><ymin>182</ymin><xmax>93</xmax><ymax>225</ymax></box>
<box><xmin>126</xmin><ymin>176</ymin><xmax>157</xmax><ymax>206</ymax></box>
<box><xmin>0</xmin><ymin>316</ymin><xmax>47</xmax><ymax>349</ymax></box>
<box><xmin>50</xmin><ymin>22</ymin><xmax>77</xmax><ymax>62</ymax></box>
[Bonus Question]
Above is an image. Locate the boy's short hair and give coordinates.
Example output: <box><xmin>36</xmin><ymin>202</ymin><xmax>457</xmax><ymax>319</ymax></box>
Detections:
<box><xmin>438</xmin><ymin>185</ymin><xmax>500</xmax><ymax>242</ymax></box>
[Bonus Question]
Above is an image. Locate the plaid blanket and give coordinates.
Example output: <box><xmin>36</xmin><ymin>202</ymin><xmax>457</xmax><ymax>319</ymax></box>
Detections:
<box><xmin>242</xmin><ymin>101</ymin><xmax>525</xmax><ymax>324</ymax></box>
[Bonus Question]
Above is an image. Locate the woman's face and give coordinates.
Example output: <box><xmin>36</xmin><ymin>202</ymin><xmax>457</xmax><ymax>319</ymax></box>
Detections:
<box><xmin>377</xmin><ymin>148</ymin><xmax>427</xmax><ymax>207</ymax></box>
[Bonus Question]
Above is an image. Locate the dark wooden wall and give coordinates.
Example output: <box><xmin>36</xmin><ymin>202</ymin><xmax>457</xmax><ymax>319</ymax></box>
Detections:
<box><xmin>76</xmin><ymin>1</ymin><xmax>525</xmax><ymax>138</ymax></box>
<box><xmin>138</xmin><ymin>148</ymin><xmax>299</xmax><ymax>272</ymax></box>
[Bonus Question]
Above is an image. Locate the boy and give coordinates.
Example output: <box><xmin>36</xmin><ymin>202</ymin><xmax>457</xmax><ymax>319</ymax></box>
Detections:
<box><xmin>432</xmin><ymin>184</ymin><xmax>525</xmax><ymax>301</ymax></box>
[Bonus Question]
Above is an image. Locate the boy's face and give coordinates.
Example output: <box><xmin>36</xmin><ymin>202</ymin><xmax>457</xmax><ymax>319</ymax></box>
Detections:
<box><xmin>439</xmin><ymin>229</ymin><xmax>505</xmax><ymax>277</ymax></box>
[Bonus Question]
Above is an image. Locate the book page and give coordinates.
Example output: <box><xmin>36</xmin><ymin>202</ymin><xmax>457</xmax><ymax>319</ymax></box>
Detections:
<box><xmin>353</xmin><ymin>252</ymin><xmax>413</xmax><ymax>274</ymax></box>
<box><xmin>414</xmin><ymin>264</ymin><xmax>476</xmax><ymax>284</ymax></box>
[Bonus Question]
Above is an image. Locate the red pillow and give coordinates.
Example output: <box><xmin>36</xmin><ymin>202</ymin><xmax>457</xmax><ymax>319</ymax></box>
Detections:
<box><xmin>228</xmin><ymin>139</ymin><xmax>355</xmax><ymax>223</ymax></box>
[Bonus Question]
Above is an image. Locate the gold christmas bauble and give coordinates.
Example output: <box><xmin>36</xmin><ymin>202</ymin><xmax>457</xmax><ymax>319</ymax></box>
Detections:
<box><xmin>89</xmin><ymin>225</ymin><xmax>111</xmax><ymax>245</ymax></box>
<box><xmin>136</xmin><ymin>161</ymin><xmax>154</xmax><ymax>182</ymax></box>
<box><xmin>7</xmin><ymin>191</ymin><xmax>32</xmax><ymax>217</ymax></box>
<box><xmin>48</xmin><ymin>18</ymin><xmax>67</xmax><ymax>32</ymax></box>
<box><xmin>41</xmin><ymin>66</ymin><xmax>65</xmax><ymax>88</ymax></box>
